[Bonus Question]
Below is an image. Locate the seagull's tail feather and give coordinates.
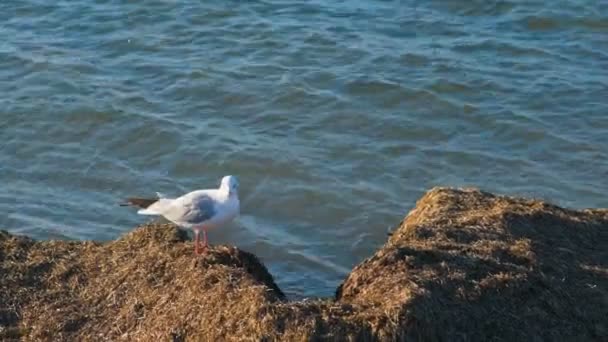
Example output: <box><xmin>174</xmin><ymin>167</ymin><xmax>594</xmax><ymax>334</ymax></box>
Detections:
<box><xmin>122</xmin><ymin>197</ymin><xmax>175</xmax><ymax>216</ymax></box>
<box><xmin>120</xmin><ymin>197</ymin><xmax>158</xmax><ymax>209</ymax></box>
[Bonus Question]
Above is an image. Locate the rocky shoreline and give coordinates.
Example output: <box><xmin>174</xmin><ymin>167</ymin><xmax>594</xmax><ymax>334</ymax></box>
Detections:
<box><xmin>1</xmin><ymin>187</ymin><xmax>607</xmax><ymax>341</ymax></box>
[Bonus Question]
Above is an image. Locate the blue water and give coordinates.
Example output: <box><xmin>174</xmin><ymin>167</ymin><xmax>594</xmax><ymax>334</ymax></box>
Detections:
<box><xmin>1</xmin><ymin>0</ymin><xmax>607</xmax><ymax>298</ymax></box>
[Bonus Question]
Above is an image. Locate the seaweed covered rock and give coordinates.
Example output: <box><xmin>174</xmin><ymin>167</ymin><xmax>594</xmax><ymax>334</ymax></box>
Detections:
<box><xmin>0</xmin><ymin>224</ymin><xmax>285</xmax><ymax>341</ymax></box>
<box><xmin>1</xmin><ymin>187</ymin><xmax>607</xmax><ymax>341</ymax></box>
<box><xmin>337</xmin><ymin>187</ymin><xmax>608</xmax><ymax>341</ymax></box>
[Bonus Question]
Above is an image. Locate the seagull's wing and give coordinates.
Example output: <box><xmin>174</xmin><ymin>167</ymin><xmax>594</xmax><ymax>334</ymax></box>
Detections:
<box><xmin>161</xmin><ymin>191</ymin><xmax>217</xmax><ymax>225</ymax></box>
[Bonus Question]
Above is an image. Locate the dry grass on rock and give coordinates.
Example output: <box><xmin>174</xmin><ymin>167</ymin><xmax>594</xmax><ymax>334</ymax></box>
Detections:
<box><xmin>337</xmin><ymin>187</ymin><xmax>608</xmax><ymax>341</ymax></box>
<box><xmin>1</xmin><ymin>223</ymin><xmax>287</xmax><ymax>341</ymax></box>
<box><xmin>1</xmin><ymin>187</ymin><xmax>607</xmax><ymax>341</ymax></box>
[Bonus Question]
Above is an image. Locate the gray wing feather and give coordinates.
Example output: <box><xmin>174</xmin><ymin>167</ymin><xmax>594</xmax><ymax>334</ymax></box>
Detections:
<box><xmin>163</xmin><ymin>194</ymin><xmax>217</xmax><ymax>225</ymax></box>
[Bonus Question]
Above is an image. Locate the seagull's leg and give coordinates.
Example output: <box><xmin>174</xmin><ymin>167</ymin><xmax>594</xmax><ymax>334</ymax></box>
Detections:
<box><xmin>203</xmin><ymin>228</ymin><xmax>208</xmax><ymax>248</ymax></box>
<box><xmin>193</xmin><ymin>229</ymin><xmax>200</xmax><ymax>255</ymax></box>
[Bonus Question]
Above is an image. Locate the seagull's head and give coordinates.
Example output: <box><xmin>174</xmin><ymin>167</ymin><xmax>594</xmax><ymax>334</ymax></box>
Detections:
<box><xmin>220</xmin><ymin>175</ymin><xmax>239</xmax><ymax>196</ymax></box>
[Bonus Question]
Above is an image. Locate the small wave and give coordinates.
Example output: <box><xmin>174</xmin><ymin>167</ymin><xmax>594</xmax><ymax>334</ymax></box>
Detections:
<box><xmin>523</xmin><ymin>15</ymin><xmax>608</xmax><ymax>32</ymax></box>
<box><xmin>428</xmin><ymin>78</ymin><xmax>473</xmax><ymax>94</ymax></box>
<box><xmin>452</xmin><ymin>39</ymin><xmax>551</xmax><ymax>58</ymax></box>
<box><xmin>432</xmin><ymin>0</ymin><xmax>516</xmax><ymax>17</ymax></box>
<box><xmin>525</xmin><ymin>16</ymin><xmax>560</xmax><ymax>31</ymax></box>
<box><xmin>400</xmin><ymin>53</ymin><xmax>431</xmax><ymax>67</ymax></box>
<box><xmin>285</xmin><ymin>249</ymin><xmax>351</xmax><ymax>276</ymax></box>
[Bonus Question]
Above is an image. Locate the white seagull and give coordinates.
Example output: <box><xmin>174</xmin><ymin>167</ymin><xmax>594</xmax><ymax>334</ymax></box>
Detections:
<box><xmin>121</xmin><ymin>175</ymin><xmax>240</xmax><ymax>255</ymax></box>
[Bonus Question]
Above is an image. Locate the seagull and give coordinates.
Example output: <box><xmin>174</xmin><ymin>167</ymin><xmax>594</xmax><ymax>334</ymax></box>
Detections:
<box><xmin>121</xmin><ymin>175</ymin><xmax>240</xmax><ymax>255</ymax></box>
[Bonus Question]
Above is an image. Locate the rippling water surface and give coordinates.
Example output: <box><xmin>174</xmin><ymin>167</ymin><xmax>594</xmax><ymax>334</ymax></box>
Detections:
<box><xmin>1</xmin><ymin>0</ymin><xmax>607</xmax><ymax>298</ymax></box>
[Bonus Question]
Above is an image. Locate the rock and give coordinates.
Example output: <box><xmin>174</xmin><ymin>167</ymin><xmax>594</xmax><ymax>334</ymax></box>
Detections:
<box><xmin>0</xmin><ymin>187</ymin><xmax>606</xmax><ymax>341</ymax></box>
<box><xmin>337</xmin><ymin>187</ymin><xmax>608</xmax><ymax>341</ymax></box>
<box><xmin>0</xmin><ymin>223</ymin><xmax>286</xmax><ymax>341</ymax></box>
